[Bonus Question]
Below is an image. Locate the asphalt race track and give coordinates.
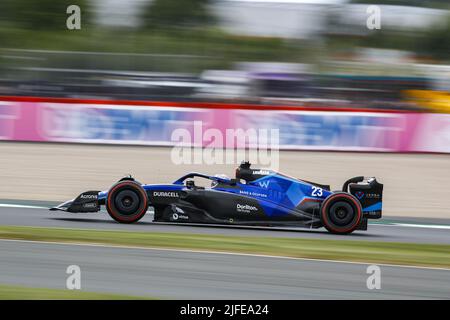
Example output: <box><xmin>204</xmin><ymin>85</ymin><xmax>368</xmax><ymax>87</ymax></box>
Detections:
<box><xmin>1</xmin><ymin>240</ymin><xmax>449</xmax><ymax>299</ymax></box>
<box><xmin>0</xmin><ymin>205</ymin><xmax>449</xmax><ymax>299</ymax></box>
<box><xmin>0</xmin><ymin>206</ymin><xmax>450</xmax><ymax>244</ymax></box>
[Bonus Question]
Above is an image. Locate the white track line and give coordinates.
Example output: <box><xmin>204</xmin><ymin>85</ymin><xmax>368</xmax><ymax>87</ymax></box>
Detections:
<box><xmin>1</xmin><ymin>203</ymin><xmax>450</xmax><ymax>230</ymax></box>
<box><xmin>0</xmin><ymin>238</ymin><xmax>448</xmax><ymax>271</ymax></box>
<box><xmin>369</xmin><ymin>223</ymin><xmax>450</xmax><ymax>230</ymax></box>
<box><xmin>0</xmin><ymin>204</ymin><xmax>48</xmax><ymax>209</ymax></box>
<box><xmin>393</xmin><ymin>223</ymin><xmax>450</xmax><ymax>230</ymax></box>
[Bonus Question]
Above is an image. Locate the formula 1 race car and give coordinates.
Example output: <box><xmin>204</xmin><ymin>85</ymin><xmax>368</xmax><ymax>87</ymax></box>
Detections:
<box><xmin>50</xmin><ymin>161</ymin><xmax>383</xmax><ymax>234</ymax></box>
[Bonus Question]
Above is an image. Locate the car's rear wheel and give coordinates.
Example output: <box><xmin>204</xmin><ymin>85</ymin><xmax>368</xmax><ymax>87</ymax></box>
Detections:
<box><xmin>320</xmin><ymin>192</ymin><xmax>362</xmax><ymax>234</ymax></box>
<box><xmin>106</xmin><ymin>180</ymin><xmax>148</xmax><ymax>223</ymax></box>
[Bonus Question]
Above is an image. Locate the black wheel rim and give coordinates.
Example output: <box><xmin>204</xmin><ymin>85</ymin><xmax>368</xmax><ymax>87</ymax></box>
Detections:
<box><xmin>114</xmin><ymin>189</ymin><xmax>140</xmax><ymax>215</ymax></box>
<box><xmin>328</xmin><ymin>201</ymin><xmax>355</xmax><ymax>226</ymax></box>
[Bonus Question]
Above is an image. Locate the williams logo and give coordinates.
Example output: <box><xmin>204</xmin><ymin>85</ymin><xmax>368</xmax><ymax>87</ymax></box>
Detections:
<box><xmin>153</xmin><ymin>191</ymin><xmax>179</xmax><ymax>198</ymax></box>
<box><xmin>258</xmin><ymin>180</ymin><xmax>270</xmax><ymax>188</ymax></box>
<box><xmin>236</xmin><ymin>203</ymin><xmax>258</xmax><ymax>213</ymax></box>
<box><xmin>355</xmin><ymin>191</ymin><xmax>364</xmax><ymax>200</ymax></box>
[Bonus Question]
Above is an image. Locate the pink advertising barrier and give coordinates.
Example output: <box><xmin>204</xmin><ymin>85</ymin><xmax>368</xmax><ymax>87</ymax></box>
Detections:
<box><xmin>0</xmin><ymin>99</ymin><xmax>449</xmax><ymax>153</ymax></box>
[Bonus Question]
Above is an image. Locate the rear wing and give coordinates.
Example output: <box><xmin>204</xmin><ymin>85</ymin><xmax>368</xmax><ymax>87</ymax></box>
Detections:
<box><xmin>343</xmin><ymin>176</ymin><xmax>383</xmax><ymax>219</ymax></box>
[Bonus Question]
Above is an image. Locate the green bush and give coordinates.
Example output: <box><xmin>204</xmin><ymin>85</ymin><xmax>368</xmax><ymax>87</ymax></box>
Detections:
<box><xmin>141</xmin><ymin>0</ymin><xmax>216</xmax><ymax>30</ymax></box>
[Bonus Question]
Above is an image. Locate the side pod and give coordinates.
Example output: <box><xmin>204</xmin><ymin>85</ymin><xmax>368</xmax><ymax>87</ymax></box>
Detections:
<box><xmin>50</xmin><ymin>190</ymin><xmax>101</xmax><ymax>213</ymax></box>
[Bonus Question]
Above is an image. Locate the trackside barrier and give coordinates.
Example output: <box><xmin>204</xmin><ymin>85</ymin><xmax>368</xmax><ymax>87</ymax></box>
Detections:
<box><xmin>0</xmin><ymin>98</ymin><xmax>449</xmax><ymax>153</ymax></box>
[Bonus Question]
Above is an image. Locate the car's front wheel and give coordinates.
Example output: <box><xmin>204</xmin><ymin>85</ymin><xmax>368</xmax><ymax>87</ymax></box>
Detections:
<box><xmin>320</xmin><ymin>192</ymin><xmax>362</xmax><ymax>234</ymax></box>
<box><xmin>106</xmin><ymin>180</ymin><xmax>148</xmax><ymax>223</ymax></box>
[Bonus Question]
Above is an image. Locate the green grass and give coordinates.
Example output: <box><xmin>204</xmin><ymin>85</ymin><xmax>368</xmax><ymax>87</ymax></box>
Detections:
<box><xmin>0</xmin><ymin>284</ymin><xmax>152</xmax><ymax>300</ymax></box>
<box><xmin>0</xmin><ymin>225</ymin><xmax>449</xmax><ymax>268</ymax></box>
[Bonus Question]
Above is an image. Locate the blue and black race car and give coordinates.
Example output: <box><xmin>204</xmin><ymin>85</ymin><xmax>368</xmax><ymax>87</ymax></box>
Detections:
<box><xmin>51</xmin><ymin>161</ymin><xmax>383</xmax><ymax>234</ymax></box>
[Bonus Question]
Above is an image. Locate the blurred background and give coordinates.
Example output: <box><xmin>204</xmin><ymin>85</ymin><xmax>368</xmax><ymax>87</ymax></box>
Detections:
<box><xmin>0</xmin><ymin>0</ymin><xmax>448</xmax><ymax>111</ymax></box>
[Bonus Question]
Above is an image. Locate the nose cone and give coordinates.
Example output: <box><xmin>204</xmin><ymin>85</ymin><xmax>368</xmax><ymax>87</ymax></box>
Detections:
<box><xmin>49</xmin><ymin>199</ymin><xmax>74</xmax><ymax>212</ymax></box>
<box><xmin>49</xmin><ymin>190</ymin><xmax>101</xmax><ymax>213</ymax></box>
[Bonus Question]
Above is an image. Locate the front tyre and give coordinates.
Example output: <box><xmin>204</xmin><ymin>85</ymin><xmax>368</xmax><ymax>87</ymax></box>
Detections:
<box><xmin>320</xmin><ymin>192</ymin><xmax>362</xmax><ymax>234</ymax></box>
<box><xmin>106</xmin><ymin>180</ymin><xmax>148</xmax><ymax>223</ymax></box>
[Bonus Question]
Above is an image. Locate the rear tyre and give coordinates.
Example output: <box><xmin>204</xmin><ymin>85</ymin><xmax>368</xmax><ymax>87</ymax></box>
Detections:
<box><xmin>320</xmin><ymin>192</ymin><xmax>362</xmax><ymax>234</ymax></box>
<box><xmin>106</xmin><ymin>180</ymin><xmax>148</xmax><ymax>223</ymax></box>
